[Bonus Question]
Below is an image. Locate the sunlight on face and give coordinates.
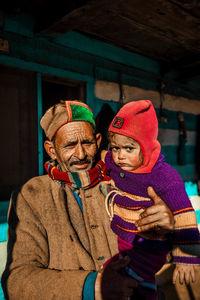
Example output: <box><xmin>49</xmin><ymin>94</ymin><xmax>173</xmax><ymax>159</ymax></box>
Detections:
<box><xmin>109</xmin><ymin>132</ymin><xmax>143</xmax><ymax>172</ymax></box>
<box><xmin>54</xmin><ymin>122</ymin><xmax>98</xmax><ymax>172</ymax></box>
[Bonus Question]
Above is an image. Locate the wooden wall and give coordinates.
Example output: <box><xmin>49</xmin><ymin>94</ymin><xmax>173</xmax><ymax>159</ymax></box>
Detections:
<box><xmin>0</xmin><ymin>65</ymin><xmax>38</xmax><ymax>200</ymax></box>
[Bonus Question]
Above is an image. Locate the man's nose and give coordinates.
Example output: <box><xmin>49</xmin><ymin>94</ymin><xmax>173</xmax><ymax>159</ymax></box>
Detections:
<box><xmin>74</xmin><ymin>143</ymin><xmax>86</xmax><ymax>159</ymax></box>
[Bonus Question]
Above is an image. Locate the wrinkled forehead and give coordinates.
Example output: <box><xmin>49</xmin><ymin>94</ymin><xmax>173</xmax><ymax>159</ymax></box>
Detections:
<box><xmin>55</xmin><ymin>121</ymin><xmax>95</xmax><ymax>144</ymax></box>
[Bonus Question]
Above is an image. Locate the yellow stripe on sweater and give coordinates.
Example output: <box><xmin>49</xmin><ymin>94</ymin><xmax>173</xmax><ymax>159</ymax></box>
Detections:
<box><xmin>121</xmin><ymin>192</ymin><xmax>151</xmax><ymax>202</ymax></box>
<box><xmin>174</xmin><ymin>211</ymin><xmax>198</xmax><ymax>230</ymax></box>
<box><xmin>114</xmin><ymin>205</ymin><xmax>144</xmax><ymax>223</ymax></box>
<box><xmin>173</xmin><ymin>245</ymin><xmax>200</xmax><ymax>259</ymax></box>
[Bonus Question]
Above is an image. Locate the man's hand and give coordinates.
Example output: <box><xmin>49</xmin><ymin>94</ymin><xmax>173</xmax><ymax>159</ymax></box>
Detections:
<box><xmin>97</xmin><ymin>256</ymin><xmax>138</xmax><ymax>300</ymax></box>
<box><xmin>135</xmin><ymin>186</ymin><xmax>175</xmax><ymax>234</ymax></box>
<box><xmin>173</xmin><ymin>264</ymin><xmax>195</xmax><ymax>285</ymax></box>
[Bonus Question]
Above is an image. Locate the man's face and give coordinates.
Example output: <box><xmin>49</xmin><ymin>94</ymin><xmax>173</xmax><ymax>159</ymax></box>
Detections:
<box><xmin>51</xmin><ymin>121</ymin><xmax>101</xmax><ymax>172</ymax></box>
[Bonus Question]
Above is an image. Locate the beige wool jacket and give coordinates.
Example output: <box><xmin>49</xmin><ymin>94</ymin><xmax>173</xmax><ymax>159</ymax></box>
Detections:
<box><xmin>2</xmin><ymin>175</ymin><xmax>118</xmax><ymax>300</ymax></box>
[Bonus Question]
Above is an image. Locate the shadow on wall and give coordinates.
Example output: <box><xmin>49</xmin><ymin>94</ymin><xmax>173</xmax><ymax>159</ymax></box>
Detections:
<box><xmin>95</xmin><ymin>103</ymin><xmax>116</xmax><ymax>156</ymax></box>
<box><xmin>195</xmin><ymin>114</ymin><xmax>200</xmax><ymax>180</ymax></box>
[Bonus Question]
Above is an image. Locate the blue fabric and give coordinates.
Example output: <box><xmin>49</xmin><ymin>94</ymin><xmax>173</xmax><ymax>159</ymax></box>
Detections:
<box><xmin>125</xmin><ymin>266</ymin><xmax>143</xmax><ymax>281</ymax></box>
<box><xmin>184</xmin><ymin>181</ymin><xmax>200</xmax><ymax>225</ymax></box>
<box><xmin>196</xmin><ymin>210</ymin><xmax>200</xmax><ymax>224</ymax></box>
<box><xmin>82</xmin><ymin>272</ymin><xmax>97</xmax><ymax>300</ymax></box>
<box><xmin>0</xmin><ymin>223</ymin><xmax>8</xmax><ymax>242</ymax></box>
<box><xmin>71</xmin><ymin>172</ymin><xmax>82</xmax><ymax>189</ymax></box>
<box><xmin>72</xmin><ymin>190</ymin><xmax>83</xmax><ymax>212</ymax></box>
<box><xmin>0</xmin><ymin>201</ymin><xmax>9</xmax><ymax>224</ymax></box>
<box><xmin>184</xmin><ymin>181</ymin><xmax>198</xmax><ymax>197</ymax></box>
<box><xmin>0</xmin><ymin>279</ymin><xmax>5</xmax><ymax>300</ymax></box>
<box><xmin>72</xmin><ymin>191</ymin><xmax>96</xmax><ymax>299</ymax></box>
<box><xmin>125</xmin><ymin>267</ymin><xmax>157</xmax><ymax>291</ymax></box>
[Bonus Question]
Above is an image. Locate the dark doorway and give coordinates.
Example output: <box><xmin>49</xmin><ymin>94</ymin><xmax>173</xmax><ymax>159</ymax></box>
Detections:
<box><xmin>0</xmin><ymin>65</ymin><xmax>38</xmax><ymax>201</ymax></box>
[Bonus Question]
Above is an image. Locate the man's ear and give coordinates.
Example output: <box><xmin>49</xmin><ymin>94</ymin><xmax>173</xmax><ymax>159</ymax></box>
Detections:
<box><xmin>95</xmin><ymin>133</ymin><xmax>102</xmax><ymax>149</ymax></box>
<box><xmin>44</xmin><ymin>140</ymin><xmax>57</xmax><ymax>160</ymax></box>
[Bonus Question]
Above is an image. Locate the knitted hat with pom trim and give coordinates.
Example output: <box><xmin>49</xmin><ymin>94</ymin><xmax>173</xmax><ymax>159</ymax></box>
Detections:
<box><xmin>40</xmin><ymin>100</ymin><xmax>95</xmax><ymax>141</ymax></box>
<box><xmin>108</xmin><ymin>100</ymin><xmax>161</xmax><ymax>173</ymax></box>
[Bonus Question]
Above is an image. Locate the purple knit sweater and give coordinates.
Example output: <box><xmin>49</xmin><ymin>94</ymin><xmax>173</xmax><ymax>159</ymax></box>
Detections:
<box><xmin>105</xmin><ymin>151</ymin><xmax>200</xmax><ymax>279</ymax></box>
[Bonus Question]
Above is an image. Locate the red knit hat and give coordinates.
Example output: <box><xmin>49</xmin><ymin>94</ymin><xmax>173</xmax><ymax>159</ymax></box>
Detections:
<box><xmin>108</xmin><ymin>100</ymin><xmax>161</xmax><ymax>173</ymax></box>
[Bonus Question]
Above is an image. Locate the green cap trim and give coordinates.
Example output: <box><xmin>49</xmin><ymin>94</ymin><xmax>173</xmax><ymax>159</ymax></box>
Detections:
<box><xmin>71</xmin><ymin>105</ymin><xmax>95</xmax><ymax>127</ymax></box>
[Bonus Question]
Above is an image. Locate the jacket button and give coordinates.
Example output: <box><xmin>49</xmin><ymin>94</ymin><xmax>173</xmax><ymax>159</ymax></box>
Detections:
<box><xmin>120</xmin><ymin>172</ymin><xmax>125</xmax><ymax>178</ymax></box>
<box><xmin>97</xmin><ymin>256</ymin><xmax>104</xmax><ymax>260</ymax></box>
<box><xmin>91</xmin><ymin>225</ymin><xmax>99</xmax><ymax>229</ymax></box>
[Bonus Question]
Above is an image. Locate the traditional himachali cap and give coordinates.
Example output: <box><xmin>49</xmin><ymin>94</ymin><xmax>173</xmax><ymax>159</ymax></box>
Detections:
<box><xmin>40</xmin><ymin>100</ymin><xmax>95</xmax><ymax>140</ymax></box>
<box><xmin>108</xmin><ymin>100</ymin><xmax>161</xmax><ymax>173</ymax></box>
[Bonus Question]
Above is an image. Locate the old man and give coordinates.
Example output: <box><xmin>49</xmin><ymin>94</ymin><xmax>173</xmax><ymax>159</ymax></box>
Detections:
<box><xmin>2</xmin><ymin>100</ymin><xmax>174</xmax><ymax>299</ymax></box>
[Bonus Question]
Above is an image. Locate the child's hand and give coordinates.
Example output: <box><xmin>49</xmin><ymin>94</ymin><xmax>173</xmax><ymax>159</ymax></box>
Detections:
<box><xmin>173</xmin><ymin>264</ymin><xmax>195</xmax><ymax>285</ymax></box>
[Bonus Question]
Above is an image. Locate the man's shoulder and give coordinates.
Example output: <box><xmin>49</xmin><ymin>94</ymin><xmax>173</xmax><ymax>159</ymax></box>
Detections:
<box><xmin>19</xmin><ymin>175</ymin><xmax>60</xmax><ymax>200</ymax></box>
<box><xmin>22</xmin><ymin>174</ymin><xmax>51</xmax><ymax>189</ymax></box>
<box><xmin>11</xmin><ymin>175</ymin><xmax>61</xmax><ymax>211</ymax></box>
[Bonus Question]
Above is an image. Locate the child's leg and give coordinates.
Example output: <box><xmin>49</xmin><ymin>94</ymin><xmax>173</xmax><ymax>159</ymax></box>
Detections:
<box><xmin>118</xmin><ymin>235</ymin><xmax>133</xmax><ymax>252</ymax></box>
<box><xmin>118</xmin><ymin>236</ymin><xmax>159</xmax><ymax>299</ymax></box>
<box><xmin>135</xmin><ymin>284</ymin><xmax>158</xmax><ymax>300</ymax></box>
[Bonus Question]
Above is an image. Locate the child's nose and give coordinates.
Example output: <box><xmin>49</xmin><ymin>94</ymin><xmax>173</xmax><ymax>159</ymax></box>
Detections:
<box><xmin>118</xmin><ymin>150</ymin><xmax>125</xmax><ymax>160</ymax></box>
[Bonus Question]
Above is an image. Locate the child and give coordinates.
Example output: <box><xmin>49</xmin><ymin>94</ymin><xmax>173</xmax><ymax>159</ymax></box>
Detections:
<box><xmin>100</xmin><ymin>100</ymin><xmax>200</xmax><ymax>300</ymax></box>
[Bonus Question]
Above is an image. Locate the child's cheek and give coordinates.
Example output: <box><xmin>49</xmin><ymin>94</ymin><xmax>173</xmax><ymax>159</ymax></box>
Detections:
<box><xmin>111</xmin><ymin>152</ymin><xmax>118</xmax><ymax>164</ymax></box>
<box><xmin>128</xmin><ymin>153</ymin><xmax>141</xmax><ymax>167</ymax></box>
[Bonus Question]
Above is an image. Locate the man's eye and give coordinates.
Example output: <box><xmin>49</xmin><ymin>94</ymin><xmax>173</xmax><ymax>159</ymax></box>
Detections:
<box><xmin>64</xmin><ymin>145</ymin><xmax>75</xmax><ymax>149</ymax></box>
<box><xmin>83</xmin><ymin>141</ymin><xmax>93</xmax><ymax>145</ymax></box>
<box><xmin>63</xmin><ymin>142</ymin><xmax>77</xmax><ymax>149</ymax></box>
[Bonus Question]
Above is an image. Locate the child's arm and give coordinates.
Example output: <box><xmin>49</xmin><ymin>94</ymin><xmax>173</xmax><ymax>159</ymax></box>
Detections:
<box><xmin>173</xmin><ymin>264</ymin><xmax>195</xmax><ymax>285</ymax></box>
<box><xmin>157</xmin><ymin>171</ymin><xmax>200</xmax><ymax>268</ymax></box>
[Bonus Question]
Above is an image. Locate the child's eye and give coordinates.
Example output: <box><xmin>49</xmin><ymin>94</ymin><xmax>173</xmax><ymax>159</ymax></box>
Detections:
<box><xmin>126</xmin><ymin>147</ymin><xmax>134</xmax><ymax>152</ymax></box>
<box><xmin>111</xmin><ymin>146</ymin><xmax>119</xmax><ymax>152</ymax></box>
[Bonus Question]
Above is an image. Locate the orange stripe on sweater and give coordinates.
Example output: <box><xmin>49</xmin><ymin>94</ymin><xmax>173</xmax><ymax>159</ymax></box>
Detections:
<box><xmin>116</xmin><ymin>224</ymin><xmax>139</xmax><ymax>233</ymax></box>
<box><xmin>116</xmin><ymin>204</ymin><xmax>142</xmax><ymax>210</ymax></box>
<box><xmin>121</xmin><ymin>193</ymin><xmax>139</xmax><ymax>199</ymax></box>
<box><xmin>175</xmin><ymin>224</ymin><xmax>197</xmax><ymax>229</ymax></box>
<box><xmin>173</xmin><ymin>207</ymin><xmax>193</xmax><ymax>215</ymax></box>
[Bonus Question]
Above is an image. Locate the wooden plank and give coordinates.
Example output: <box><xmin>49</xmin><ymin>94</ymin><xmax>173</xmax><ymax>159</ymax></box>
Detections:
<box><xmin>41</xmin><ymin>0</ymin><xmax>200</xmax><ymax>62</ymax></box>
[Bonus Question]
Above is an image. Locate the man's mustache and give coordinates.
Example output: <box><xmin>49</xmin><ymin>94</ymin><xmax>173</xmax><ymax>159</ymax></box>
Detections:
<box><xmin>70</xmin><ymin>159</ymin><xmax>90</xmax><ymax>166</ymax></box>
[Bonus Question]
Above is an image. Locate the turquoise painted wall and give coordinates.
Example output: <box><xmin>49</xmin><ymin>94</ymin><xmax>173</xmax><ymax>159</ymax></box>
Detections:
<box><xmin>0</xmin><ymin>14</ymin><xmax>199</xmax><ymax>181</ymax></box>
